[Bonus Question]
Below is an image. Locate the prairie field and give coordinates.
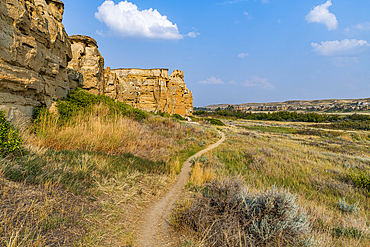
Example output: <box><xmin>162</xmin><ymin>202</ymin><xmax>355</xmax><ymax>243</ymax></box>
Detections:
<box><xmin>175</xmin><ymin>119</ymin><xmax>370</xmax><ymax>246</ymax></box>
<box><xmin>0</xmin><ymin>90</ymin><xmax>219</xmax><ymax>246</ymax></box>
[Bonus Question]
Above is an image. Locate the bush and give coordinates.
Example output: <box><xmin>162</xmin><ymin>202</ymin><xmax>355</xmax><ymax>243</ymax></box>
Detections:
<box><xmin>348</xmin><ymin>172</ymin><xmax>370</xmax><ymax>191</ymax></box>
<box><xmin>175</xmin><ymin>178</ymin><xmax>315</xmax><ymax>246</ymax></box>
<box><xmin>336</xmin><ymin>197</ymin><xmax>360</xmax><ymax>213</ymax></box>
<box><xmin>55</xmin><ymin>88</ymin><xmax>148</xmax><ymax>122</ymax></box>
<box><xmin>0</xmin><ymin>111</ymin><xmax>22</xmax><ymax>158</ymax></box>
<box><xmin>332</xmin><ymin>226</ymin><xmax>364</xmax><ymax>239</ymax></box>
<box><xmin>206</xmin><ymin>118</ymin><xmax>225</xmax><ymax>126</ymax></box>
<box><xmin>172</xmin><ymin>114</ymin><xmax>185</xmax><ymax>121</ymax></box>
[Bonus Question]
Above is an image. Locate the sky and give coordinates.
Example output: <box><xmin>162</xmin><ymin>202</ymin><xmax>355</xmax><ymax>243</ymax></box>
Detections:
<box><xmin>62</xmin><ymin>0</ymin><xmax>370</xmax><ymax>107</ymax></box>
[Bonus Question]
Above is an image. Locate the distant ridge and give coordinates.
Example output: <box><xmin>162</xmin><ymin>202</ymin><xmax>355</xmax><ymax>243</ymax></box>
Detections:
<box><xmin>202</xmin><ymin>98</ymin><xmax>370</xmax><ymax>112</ymax></box>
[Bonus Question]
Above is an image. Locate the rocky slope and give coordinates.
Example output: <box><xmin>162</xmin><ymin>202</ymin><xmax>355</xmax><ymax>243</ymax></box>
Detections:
<box><xmin>0</xmin><ymin>0</ymin><xmax>72</xmax><ymax>120</ymax></box>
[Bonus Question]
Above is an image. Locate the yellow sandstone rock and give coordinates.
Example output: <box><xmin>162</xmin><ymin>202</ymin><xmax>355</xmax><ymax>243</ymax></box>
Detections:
<box><xmin>104</xmin><ymin>68</ymin><xmax>193</xmax><ymax>116</ymax></box>
<box><xmin>67</xmin><ymin>35</ymin><xmax>105</xmax><ymax>95</ymax></box>
<box><xmin>0</xmin><ymin>0</ymin><xmax>72</xmax><ymax>121</ymax></box>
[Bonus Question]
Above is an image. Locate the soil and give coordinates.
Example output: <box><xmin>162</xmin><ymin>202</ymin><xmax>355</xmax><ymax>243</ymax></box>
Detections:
<box><xmin>135</xmin><ymin>131</ymin><xmax>226</xmax><ymax>247</ymax></box>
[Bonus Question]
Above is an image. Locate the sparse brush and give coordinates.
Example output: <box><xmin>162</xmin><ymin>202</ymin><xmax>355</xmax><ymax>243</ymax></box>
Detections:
<box><xmin>175</xmin><ymin>178</ymin><xmax>316</xmax><ymax>246</ymax></box>
<box><xmin>337</xmin><ymin>197</ymin><xmax>360</xmax><ymax>214</ymax></box>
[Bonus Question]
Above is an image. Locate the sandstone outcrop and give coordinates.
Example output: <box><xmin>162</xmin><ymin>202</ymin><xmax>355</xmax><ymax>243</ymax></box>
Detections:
<box><xmin>104</xmin><ymin>68</ymin><xmax>193</xmax><ymax>116</ymax></box>
<box><xmin>0</xmin><ymin>0</ymin><xmax>72</xmax><ymax>120</ymax></box>
<box><xmin>67</xmin><ymin>35</ymin><xmax>104</xmax><ymax>95</ymax></box>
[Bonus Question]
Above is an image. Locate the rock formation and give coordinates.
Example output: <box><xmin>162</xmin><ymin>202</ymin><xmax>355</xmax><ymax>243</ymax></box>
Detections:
<box><xmin>67</xmin><ymin>35</ymin><xmax>105</xmax><ymax>95</ymax></box>
<box><xmin>0</xmin><ymin>0</ymin><xmax>72</xmax><ymax>121</ymax></box>
<box><xmin>0</xmin><ymin>0</ymin><xmax>193</xmax><ymax>120</ymax></box>
<box><xmin>104</xmin><ymin>68</ymin><xmax>193</xmax><ymax>116</ymax></box>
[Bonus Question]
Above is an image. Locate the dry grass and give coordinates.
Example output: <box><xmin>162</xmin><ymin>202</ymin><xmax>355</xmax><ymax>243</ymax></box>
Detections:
<box><xmin>0</xmin><ymin>102</ymin><xmax>220</xmax><ymax>246</ymax></box>
<box><xmin>0</xmin><ymin>176</ymin><xmax>92</xmax><ymax>246</ymax></box>
<box><xmin>24</xmin><ymin>104</ymin><xmax>209</xmax><ymax>162</ymax></box>
<box><xmin>175</xmin><ymin>120</ymin><xmax>370</xmax><ymax>246</ymax></box>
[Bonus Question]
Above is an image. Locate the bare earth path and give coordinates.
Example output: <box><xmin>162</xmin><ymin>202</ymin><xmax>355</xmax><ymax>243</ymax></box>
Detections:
<box><xmin>135</xmin><ymin>131</ymin><xmax>226</xmax><ymax>247</ymax></box>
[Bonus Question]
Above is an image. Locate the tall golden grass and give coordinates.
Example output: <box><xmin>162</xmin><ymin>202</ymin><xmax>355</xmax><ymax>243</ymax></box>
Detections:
<box><xmin>23</xmin><ymin>104</ymin><xmax>205</xmax><ymax>162</ymax></box>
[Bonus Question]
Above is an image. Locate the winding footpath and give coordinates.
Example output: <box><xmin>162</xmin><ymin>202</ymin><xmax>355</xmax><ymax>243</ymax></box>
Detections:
<box><xmin>135</xmin><ymin>131</ymin><xmax>226</xmax><ymax>247</ymax></box>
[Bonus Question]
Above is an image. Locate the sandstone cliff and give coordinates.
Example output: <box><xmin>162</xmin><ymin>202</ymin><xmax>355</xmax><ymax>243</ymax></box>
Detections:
<box><xmin>67</xmin><ymin>36</ymin><xmax>193</xmax><ymax>116</ymax></box>
<box><xmin>0</xmin><ymin>0</ymin><xmax>72</xmax><ymax>120</ymax></box>
<box><xmin>67</xmin><ymin>35</ymin><xmax>105</xmax><ymax>95</ymax></box>
<box><xmin>104</xmin><ymin>68</ymin><xmax>193</xmax><ymax>116</ymax></box>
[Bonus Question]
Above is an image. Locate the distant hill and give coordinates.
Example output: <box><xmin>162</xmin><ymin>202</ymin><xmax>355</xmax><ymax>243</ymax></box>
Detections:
<box><xmin>201</xmin><ymin>98</ymin><xmax>370</xmax><ymax>113</ymax></box>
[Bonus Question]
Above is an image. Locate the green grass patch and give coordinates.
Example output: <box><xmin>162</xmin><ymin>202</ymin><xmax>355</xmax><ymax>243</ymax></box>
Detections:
<box><xmin>0</xmin><ymin>111</ymin><xmax>23</xmax><ymax>158</ymax></box>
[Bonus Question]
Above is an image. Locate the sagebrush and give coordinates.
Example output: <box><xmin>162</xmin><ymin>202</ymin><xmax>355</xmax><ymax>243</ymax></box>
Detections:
<box><xmin>175</xmin><ymin>178</ymin><xmax>316</xmax><ymax>246</ymax></box>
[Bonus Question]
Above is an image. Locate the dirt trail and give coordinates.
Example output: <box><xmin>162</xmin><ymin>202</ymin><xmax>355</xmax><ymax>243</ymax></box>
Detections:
<box><xmin>135</xmin><ymin>131</ymin><xmax>226</xmax><ymax>247</ymax></box>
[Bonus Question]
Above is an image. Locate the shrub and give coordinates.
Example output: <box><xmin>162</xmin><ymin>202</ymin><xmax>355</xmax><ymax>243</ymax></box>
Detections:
<box><xmin>348</xmin><ymin>172</ymin><xmax>370</xmax><ymax>191</ymax></box>
<box><xmin>0</xmin><ymin>111</ymin><xmax>22</xmax><ymax>158</ymax></box>
<box><xmin>197</xmin><ymin>140</ymin><xmax>206</xmax><ymax>147</ymax></box>
<box><xmin>175</xmin><ymin>178</ymin><xmax>315</xmax><ymax>246</ymax></box>
<box><xmin>336</xmin><ymin>197</ymin><xmax>360</xmax><ymax>213</ymax></box>
<box><xmin>55</xmin><ymin>88</ymin><xmax>148</xmax><ymax>122</ymax></box>
<box><xmin>172</xmin><ymin>114</ymin><xmax>185</xmax><ymax>121</ymax></box>
<box><xmin>206</xmin><ymin>118</ymin><xmax>225</xmax><ymax>126</ymax></box>
<box><xmin>332</xmin><ymin>226</ymin><xmax>364</xmax><ymax>239</ymax></box>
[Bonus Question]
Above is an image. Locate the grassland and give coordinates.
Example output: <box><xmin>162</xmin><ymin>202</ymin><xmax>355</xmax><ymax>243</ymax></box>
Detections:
<box><xmin>175</xmin><ymin>119</ymin><xmax>370</xmax><ymax>246</ymax></box>
<box><xmin>0</xmin><ymin>90</ymin><xmax>219</xmax><ymax>246</ymax></box>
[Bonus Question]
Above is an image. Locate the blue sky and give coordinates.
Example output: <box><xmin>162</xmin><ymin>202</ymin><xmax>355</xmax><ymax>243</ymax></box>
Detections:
<box><xmin>62</xmin><ymin>0</ymin><xmax>370</xmax><ymax>106</ymax></box>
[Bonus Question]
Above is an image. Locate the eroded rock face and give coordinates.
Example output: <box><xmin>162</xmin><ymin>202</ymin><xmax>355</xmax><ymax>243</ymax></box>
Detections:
<box><xmin>67</xmin><ymin>35</ymin><xmax>104</xmax><ymax>95</ymax></box>
<box><xmin>104</xmin><ymin>68</ymin><xmax>193</xmax><ymax>116</ymax></box>
<box><xmin>0</xmin><ymin>0</ymin><xmax>72</xmax><ymax>121</ymax></box>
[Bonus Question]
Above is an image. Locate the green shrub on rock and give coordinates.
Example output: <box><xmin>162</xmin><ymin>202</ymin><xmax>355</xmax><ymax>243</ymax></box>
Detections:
<box><xmin>0</xmin><ymin>111</ymin><xmax>22</xmax><ymax>158</ymax></box>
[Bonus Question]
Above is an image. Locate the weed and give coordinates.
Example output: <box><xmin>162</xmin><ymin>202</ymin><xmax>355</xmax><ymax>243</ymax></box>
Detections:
<box><xmin>348</xmin><ymin>172</ymin><xmax>370</xmax><ymax>191</ymax></box>
<box><xmin>198</xmin><ymin>141</ymin><xmax>206</xmax><ymax>147</ymax></box>
<box><xmin>332</xmin><ymin>226</ymin><xmax>364</xmax><ymax>239</ymax></box>
<box><xmin>337</xmin><ymin>198</ymin><xmax>360</xmax><ymax>214</ymax></box>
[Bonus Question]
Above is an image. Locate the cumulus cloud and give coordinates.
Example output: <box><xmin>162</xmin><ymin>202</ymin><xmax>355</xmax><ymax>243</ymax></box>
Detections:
<box><xmin>243</xmin><ymin>76</ymin><xmax>275</xmax><ymax>90</ymax></box>
<box><xmin>95</xmin><ymin>0</ymin><xmax>183</xmax><ymax>40</ymax></box>
<box><xmin>198</xmin><ymin>77</ymin><xmax>225</xmax><ymax>85</ymax></box>
<box><xmin>311</xmin><ymin>39</ymin><xmax>370</xmax><ymax>56</ymax></box>
<box><xmin>238</xmin><ymin>53</ymin><xmax>249</xmax><ymax>58</ymax></box>
<box><xmin>305</xmin><ymin>0</ymin><xmax>338</xmax><ymax>30</ymax></box>
<box><xmin>345</xmin><ymin>22</ymin><xmax>370</xmax><ymax>35</ymax></box>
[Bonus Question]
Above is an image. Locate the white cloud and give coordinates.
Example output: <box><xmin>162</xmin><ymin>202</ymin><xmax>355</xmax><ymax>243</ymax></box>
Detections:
<box><xmin>238</xmin><ymin>53</ymin><xmax>249</xmax><ymax>58</ymax></box>
<box><xmin>305</xmin><ymin>0</ymin><xmax>338</xmax><ymax>30</ymax></box>
<box><xmin>186</xmin><ymin>31</ymin><xmax>200</xmax><ymax>38</ymax></box>
<box><xmin>311</xmin><ymin>39</ymin><xmax>370</xmax><ymax>56</ymax></box>
<box><xmin>198</xmin><ymin>77</ymin><xmax>225</xmax><ymax>85</ymax></box>
<box><xmin>95</xmin><ymin>0</ymin><xmax>183</xmax><ymax>40</ymax></box>
<box><xmin>332</xmin><ymin>57</ymin><xmax>359</xmax><ymax>67</ymax></box>
<box><xmin>243</xmin><ymin>76</ymin><xmax>275</xmax><ymax>90</ymax></box>
<box><xmin>244</xmin><ymin>11</ymin><xmax>249</xmax><ymax>16</ymax></box>
<box><xmin>345</xmin><ymin>22</ymin><xmax>370</xmax><ymax>35</ymax></box>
